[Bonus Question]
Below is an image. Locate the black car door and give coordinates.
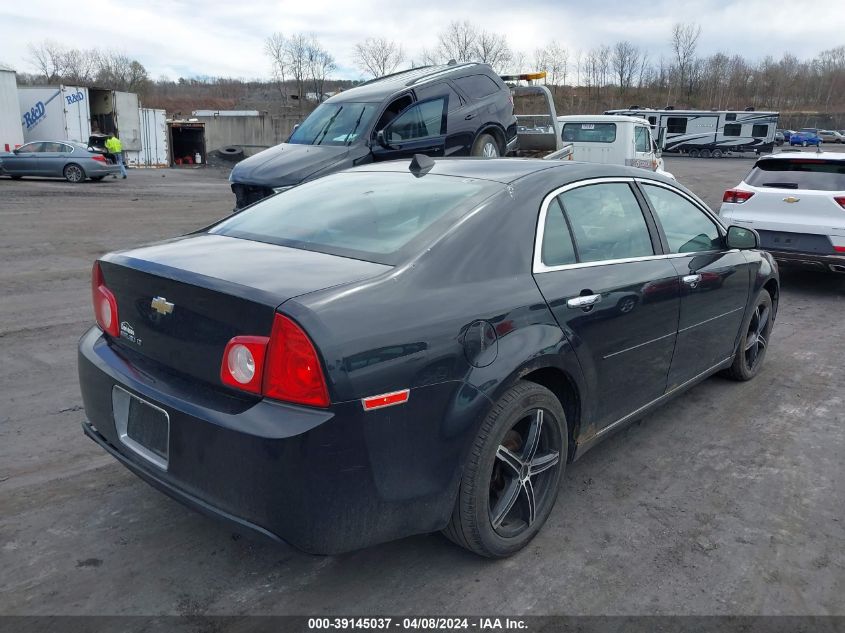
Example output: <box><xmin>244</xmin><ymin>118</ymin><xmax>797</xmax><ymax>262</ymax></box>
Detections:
<box><xmin>371</xmin><ymin>96</ymin><xmax>447</xmax><ymax>160</ymax></box>
<box><xmin>532</xmin><ymin>179</ymin><xmax>681</xmax><ymax>431</ymax></box>
<box><xmin>414</xmin><ymin>80</ymin><xmax>474</xmax><ymax>155</ymax></box>
<box><xmin>637</xmin><ymin>180</ymin><xmax>752</xmax><ymax>389</ymax></box>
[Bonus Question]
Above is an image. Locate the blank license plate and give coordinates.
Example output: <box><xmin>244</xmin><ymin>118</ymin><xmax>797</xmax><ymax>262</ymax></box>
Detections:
<box><xmin>112</xmin><ymin>386</ymin><xmax>170</xmax><ymax>469</ymax></box>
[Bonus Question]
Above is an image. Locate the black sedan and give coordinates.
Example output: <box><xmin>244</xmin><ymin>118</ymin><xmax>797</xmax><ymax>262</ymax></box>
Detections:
<box><xmin>78</xmin><ymin>157</ymin><xmax>778</xmax><ymax>557</ymax></box>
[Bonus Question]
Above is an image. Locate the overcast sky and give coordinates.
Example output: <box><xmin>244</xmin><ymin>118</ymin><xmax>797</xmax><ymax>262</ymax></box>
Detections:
<box><xmin>1</xmin><ymin>0</ymin><xmax>843</xmax><ymax>81</ymax></box>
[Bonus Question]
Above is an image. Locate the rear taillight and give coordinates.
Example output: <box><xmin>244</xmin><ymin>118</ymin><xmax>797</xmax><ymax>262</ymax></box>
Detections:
<box><xmin>220</xmin><ymin>336</ymin><xmax>268</xmax><ymax>394</ymax></box>
<box><xmin>723</xmin><ymin>189</ymin><xmax>755</xmax><ymax>204</ymax></box>
<box><xmin>91</xmin><ymin>262</ymin><xmax>119</xmax><ymax>337</ymax></box>
<box><xmin>834</xmin><ymin>196</ymin><xmax>845</xmax><ymax>210</ymax></box>
<box><xmin>91</xmin><ymin>154</ymin><xmax>106</xmax><ymax>163</ymax></box>
<box><xmin>220</xmin><ymin>314</ymin><xmax>329</xmax><ymax>407</ymax></box>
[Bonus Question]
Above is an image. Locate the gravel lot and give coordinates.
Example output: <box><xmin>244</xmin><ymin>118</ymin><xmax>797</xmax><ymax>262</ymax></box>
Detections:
<box><xmin>1</xmin><ymin>157</ymin><xmax>843</xmax><ymax>616</ymax></box>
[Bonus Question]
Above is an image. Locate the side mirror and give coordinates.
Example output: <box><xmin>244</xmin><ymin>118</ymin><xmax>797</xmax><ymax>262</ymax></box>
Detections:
<box><xmin>375</xmin><ymin>129</ymin><xmax>393</xmax><ymax>150</ymax></box>
<box><xmin>726</xmin><ymin>225</ymin><xmax>759</xmax><ymax>250</ymax></box>
<box><xmin>12</xmin><ymin>148</ymin><xmax>20</xmax><ymax>154</ymax></box>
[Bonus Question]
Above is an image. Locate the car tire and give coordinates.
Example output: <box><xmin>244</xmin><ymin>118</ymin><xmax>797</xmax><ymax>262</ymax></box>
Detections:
<box><xmin>63</xmin><ymin>163</ymin><xmax>85</xmax><ymax>183</ymax></box>
<box><xmin>802</xmin><ymin>141</ymin><xmax>808</xmax><ymax>147</ymax></box>
<box><xmin>725</xmin><ymin>290</ymin><xmax>774</xmax><ymax>382</ymax></box>
<box><xmin>443</xmin><ymin>380</ymin><xmax>567</xmax><ymax>557</ymax></box>
<box><xmin>472</xmin><ymin>133</ymin><xmax>501</xmax><ymax>158</ymax></box>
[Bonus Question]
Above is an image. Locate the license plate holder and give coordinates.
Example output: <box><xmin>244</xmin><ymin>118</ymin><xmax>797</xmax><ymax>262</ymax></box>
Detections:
<box><xmin>112</xmin><ymin>386</ymin><xmax>170</xmax><ymax>470</ymax></box>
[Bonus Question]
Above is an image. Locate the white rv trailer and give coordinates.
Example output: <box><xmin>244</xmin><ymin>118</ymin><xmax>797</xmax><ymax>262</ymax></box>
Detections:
<box><xmin>605</xmin><ymin>108</ymin><xmax>779</xmax><ymax>157</ymax></box>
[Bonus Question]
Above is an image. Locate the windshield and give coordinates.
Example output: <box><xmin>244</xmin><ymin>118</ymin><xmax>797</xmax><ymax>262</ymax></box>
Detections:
<box><xmin>210</xmin><ymin>171</ymin><xmax>502</xmax><ymax>264</ymax></box>
<box><xmin>746</xmin><ymin>159</ymin><xmax>845</xmax><ymax>191</ymax></box>
<box><xmin>288</xmin><ymin>102</ymin><xmax>378</xmax><ymax>146</ymax></box>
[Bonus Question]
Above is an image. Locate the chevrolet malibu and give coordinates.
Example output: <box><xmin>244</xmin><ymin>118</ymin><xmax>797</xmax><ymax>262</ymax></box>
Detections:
<box><xmin>79</xmin><ymin>157</ymin><xmax>779</xmax><ymax>557</ymax></box>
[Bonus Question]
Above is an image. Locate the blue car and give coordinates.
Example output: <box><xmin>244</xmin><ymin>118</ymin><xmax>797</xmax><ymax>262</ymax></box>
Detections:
<box><xmin>789</xmin><ymin>129</ymin><xmax>822</xmax><ymax>147</ymax></box>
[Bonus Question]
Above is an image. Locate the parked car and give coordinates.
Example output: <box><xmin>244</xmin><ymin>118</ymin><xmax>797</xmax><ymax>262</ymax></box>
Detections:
<box><xmin>789</xmin><ymin>129</ymin><xmax>822</xmax><ymax>147</ymax></box>
<box><xmin>720</xmin><ymin>152</ymin><xmax>845</xmax><ymax>272</ymax></box>
<box><xmin>228</xmin><ymin>62</ymin><xmax>519</xmax><ymax>210</ymax></box>
<box><xmin>79</xmin><ymin>157</ymin><xmax>778</xmax><ymax>557</ymax></box>
<box><xmin>0</xmin><ymin>140</ymin><xmax>120</xmax><ymax>182</ymax></box>
<box><xmin>780</xmin><ymin>129</ymin><xmax>794</xmax><ymax>142</ymax></box>
<box><xmin>817</xmin><ymin>130</ymin><xmax>844</xmax><ymax>143</ymax></box>
<box><xmin>774</xmin><ymin>130</ymin><xmax>785</xmax><ymax>146</ymax></box>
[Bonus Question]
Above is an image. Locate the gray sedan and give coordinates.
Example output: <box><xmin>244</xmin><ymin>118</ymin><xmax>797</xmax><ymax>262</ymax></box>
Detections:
<box><xmin>0</xmin><ymin>141</ymin><xmax>121</xmax><ymax>182</ymax></box>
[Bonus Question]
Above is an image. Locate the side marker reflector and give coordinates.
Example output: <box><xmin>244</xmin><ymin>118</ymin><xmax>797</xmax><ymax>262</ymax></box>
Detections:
<box><xmin>362</xmin><ymin>389</ymin><xmax>410</xmax><ymax>411</ymax></box>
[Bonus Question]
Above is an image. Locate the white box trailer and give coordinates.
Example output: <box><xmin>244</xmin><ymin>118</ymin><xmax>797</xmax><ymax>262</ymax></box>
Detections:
<box><xmin>19</xmin><ymin>85</ymin><xmax>91</xmax><ymax>144</ymax></box>
<box><xmin>138</xmin><ymin>107</ymin><xmax>168</xmax><ymax>167</ymax></box>
<box><xmin>89</xmin><ymin>88</ymin><xmax>142</xmax><ymax>164</ymax></box>
<box><xmin>0</xmin><ymin>67</ymin><xmax>24</xmax><ymax>151</ymax></box>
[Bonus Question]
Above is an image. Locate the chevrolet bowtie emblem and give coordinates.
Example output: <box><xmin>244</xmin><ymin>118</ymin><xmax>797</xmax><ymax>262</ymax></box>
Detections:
<box><xmin>151</xmin><ymin>296</ymin><xmax>174</xmax><ymax>315</ymax></box>
<box><xmin>783</xmin><ymin>196</ymin><xmax>800</xmax><ymax>203</ymax></box>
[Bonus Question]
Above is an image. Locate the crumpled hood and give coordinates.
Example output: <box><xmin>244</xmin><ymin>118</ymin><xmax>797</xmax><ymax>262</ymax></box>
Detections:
<box><xmin>229</xmin><ymin>143</ymin><xmax>354</xmax><ymax>188</ymax></box>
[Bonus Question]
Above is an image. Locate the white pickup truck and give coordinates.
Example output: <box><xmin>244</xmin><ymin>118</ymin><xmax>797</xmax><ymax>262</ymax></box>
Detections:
<box><xmin>505</xmin><ymin>74</ymin><xmax>673</xmax><ymax>178</ymax></box>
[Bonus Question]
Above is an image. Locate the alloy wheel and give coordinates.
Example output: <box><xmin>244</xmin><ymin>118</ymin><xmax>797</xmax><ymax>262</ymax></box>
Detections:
<box><xmin>489</xmin><ymin>408</ymin><xmax>561</xmax><ymax>538</ymax></box>
<box><xmin>744</xmin><ymin>302</ymin><xmax>771</xmax><ymax>369</ymax></box>
<box><xmin>65</xmin><ymin>165</ymin><xmax>84</xmax><ymax>183</ymax></box>
<box><xmin>482</xmin><ymin>141</ymin><xmax>499</xmax><ymax>158</ymax></box>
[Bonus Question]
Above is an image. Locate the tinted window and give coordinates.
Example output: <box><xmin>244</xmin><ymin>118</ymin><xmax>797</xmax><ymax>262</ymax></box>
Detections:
<box><xmin>648</xmin><ymin>116</ymin><xmax>657</xmax><ymax>126</ymax></box>
<box><xmin>635</xmin><ymin>126</ymin><xmax>650</xmax><ymax>152</ymax></box>
<box><xmin>724</xmin><ymin>123</ymin><xmax>741</xmax><ymax>137</ymax></box>
<box><xmin>667</xmin><ymin>117</ymin><xmax>688</xmax><ymax>134</ymax></box>
<box><xmin>726</xmin><ymin>113</ymin><xmax>737</xmax><ymax>121</ymax></box>
<box><xmin>386</xmin><ymin>97</ymin><xmax>445</xmax><ymax>142</ymax></box>
<box><xmin>19</xmin><ymin>142</ymin><xmax>46</xmax><ymax>153</ymax></box>
<box><xmin>752</xmin><ymin>124</ymin><xmax>768</xmax><ymax>137</ymax></box>
<box><xmin>559</xmin><ymin>183</ymin><xmax>654</xmax><ymax>263</ymax></box>
<box><xmin>540</xmin><ymin>197</ymin><xmax>577</xmax><ymax>266</ymax></box>
<box><xmin>642</xmin><ymin>184</ymin><xmax>721</xmax><ymax>253</ymax></box>
<box><xmin>453</xmin><ymin>74</ymin><xmax>501</xmax><ymax>99</ymax></box>
<box><xmin>745</xmin><ymin>158</ymin><xmax>845</xmax><ymax>191</ymax></box>
<box><xmin>562</xmin><ymin>123</ymin><xmax>617</xmax><ymax>143</ymax></box>
<box><xmin>210</xmin><ymin>172</ymin><xmax>500</xmax><ymax>264</ymax></box>
<box><xmin>288</xmin><ymin>102</ymin><xmax>378</xmax><ymax>146</ymax></box>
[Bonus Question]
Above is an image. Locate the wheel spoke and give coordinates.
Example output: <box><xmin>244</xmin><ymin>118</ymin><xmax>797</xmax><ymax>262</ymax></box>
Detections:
<box><xmin>491</xmin><ymin>478</ymin><xmax>521</xmax><ymax>528</ymax></box>
<box><xmin>522</xmin><ymin>409</ymin><xmax>543</xmax><ymax>462</ymax></box>
<box><xmin>529</xmin><ymin>450</ymin><xmax>560</xmax><ymax>477</ymax></box>
<box><xmin>757</xmin><ymin>305</ymin><xmax>770</xmax><ymax>335</ymax></box>
<box><xmin>747</xmin><ymin>341</ymin><xmax>759</xmax><ymax>366</ymax></box>
<box><xmin>521</xmin><ymin>478</ymin><xmax>536</xmax><ymax>526</ymax></box>
<box><xmin>745</xmin><ymin>333</ymin><xmax>758</xmax><ymax>351</ymax></box>
<box><xmin>496</xmin><ymin>445</ymin><xmax>523</xmax><ymax>476</ymax></box>
<box><xmin>757</xmin><ymin>333</ymin><xmax>767</xmax><ymax>350</ymax></box>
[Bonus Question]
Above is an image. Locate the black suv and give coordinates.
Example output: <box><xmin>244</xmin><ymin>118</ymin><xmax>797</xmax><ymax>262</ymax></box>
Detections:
<box><xmin>229</xmin><ymin>62</ymin><xmax>518</xmax><ymax>209</ymax></box>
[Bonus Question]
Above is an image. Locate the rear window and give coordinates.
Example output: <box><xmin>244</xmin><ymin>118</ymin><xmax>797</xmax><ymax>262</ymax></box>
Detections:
<box><xmin>562</xmin><ymin>123</ymin><xmax>617</xmax><ymax>143</ymax></box>
<box><xmin>453</xmin><ymin>74</ymin><xmax>502</xmax><ymax>99</ymax></box>
<box><xmin>210</xmin><ymin>172</ymin><xmax>501</xmax><ymax>264</ymax></box>
<box><xmin>745</xmin><ymin>159</ymin><xmax>845</xmax><ymax>191</ymax></box>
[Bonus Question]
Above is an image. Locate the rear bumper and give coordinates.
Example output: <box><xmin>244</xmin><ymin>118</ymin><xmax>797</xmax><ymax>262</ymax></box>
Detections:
<box><xmin>78</xmin><ymin>327</ymin><xmax>481</xmax><ymax>553</ymax></box>
<box><xmin>87</xmin><ymin>163</ymin><xmax>122</xmax><ymax>177</ymax></box>
<box><xmin>767</xmin><ymin>249</ymin><xmax>845</xmax><ymax>271</ymax></box>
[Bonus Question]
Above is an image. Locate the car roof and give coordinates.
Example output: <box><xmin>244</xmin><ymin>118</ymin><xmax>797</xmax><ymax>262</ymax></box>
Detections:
<box><xmin>346</xmin><ymin>157</ymin><xmax>678</xmax><ymax>186</ymax></box>
<box><xmin>325</xmin><ymin>63</ymin><xmax>487</xmax><ymax>102</ymax></box>
<box><xmin>758</xmin><ymin>151</ymin><xmax>845</xmax><ymax>161</ymax></box>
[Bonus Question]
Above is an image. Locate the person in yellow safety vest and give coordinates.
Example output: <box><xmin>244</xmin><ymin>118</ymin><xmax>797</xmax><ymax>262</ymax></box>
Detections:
<box><xmin>105</xmin><ymin>134</ymin><xmax>127</xmax><ymax>179</ymax></box>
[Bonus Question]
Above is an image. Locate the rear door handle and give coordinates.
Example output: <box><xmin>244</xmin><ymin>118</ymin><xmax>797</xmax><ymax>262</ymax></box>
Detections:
<box><xmin>567</xmin><ymin>294</ymin><xmax>602</xmax><ymax>309</ymax></box>
<box><xmin>682</xmin><ymin>274</ymin><xmax>702</xmax><ymax>288</ymax></box>
<box><xmin>465</xmin><ymin>113</ymin><xmax>476</xmax><ymax>120</ymax></box>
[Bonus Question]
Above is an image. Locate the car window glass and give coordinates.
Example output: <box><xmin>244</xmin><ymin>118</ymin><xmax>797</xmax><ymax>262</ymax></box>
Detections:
<box><xmin>540</xmin><ymin>197</ymin><xmax>577</xmax><ymax>267</ymax></box>
<box><xmin>453</xmin><ymin>74</ymin><xmax>501</xmax><ymax>99</ymax></box>
<box><xmin>386</xmin><ymin>98</ymin><xmax>445</xmax><ymax>142</ymax></box>
<box><xmin>559</xmin><ymin>183</ymin><xmax>654</xmax><ymax>263</ymax></box>
<box><xmin>667</xmin><ymin>117</ymin><xmax>687</xmax><ymax>134</ymax></box>
<box><xmin>752</xmin><ymin>124</ymin><xmax>768</xmax><ymax>137</ymax></box>
<box><xmin>562</xmin><ymin>123</ymin><xmax>617</xmax><ymax>143</ymax></box>
<box><xmin>635</xmin><ymin>127</ymin><xmax>650</xmax><ymax>152</ymax></box>
<box><xmin>43</xmin><ymin>142</ymin><xmax>64</xmax><ymax>152</ymax></box>
<box><xmin>641</xmin><ymin>184</ymin><xmax>721</xmax><ymax>253</ymax></box>
<box><xmin>724</xmin><ymin>123</ymin><xmax>741</xmax><ymax>136</ymax></box>
<box><xmin>745</xmin><ymin>158</ymin><xmax>845</xmax><ymax>191</ymax></box>
<box><xmin>20</xmin><ymin>142</ymin><xmax>45</xmax><ymax>153</ymax></box>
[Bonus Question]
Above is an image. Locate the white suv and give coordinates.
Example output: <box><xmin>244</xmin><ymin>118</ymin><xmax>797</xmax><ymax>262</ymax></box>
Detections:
<box><xmin>719</xmin><ymin>151</ymin><xmax>845</xmax><ymax>273</ymax></box>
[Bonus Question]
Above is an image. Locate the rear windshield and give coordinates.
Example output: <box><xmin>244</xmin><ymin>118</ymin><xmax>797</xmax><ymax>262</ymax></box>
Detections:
<box><xmin>562</xmin><ymin>123</ymin><xmax>617</xmax><ymax>143</ymax></box>
<box><xmin>210</xmin><ymin>172</ymin><xmax>501</xmax><ymax>264</ymax></box>
<box><xmin>745</xmin><ymin>159</ymin><xmax>845</xmax><ymax>191</ymax></box>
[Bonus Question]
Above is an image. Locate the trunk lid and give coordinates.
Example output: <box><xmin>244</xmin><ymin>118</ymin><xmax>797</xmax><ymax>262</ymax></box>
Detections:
<box><xmin>99</xmin><ymin>234</ymin><xmax>391</xmax><ymax>386</ymax></box>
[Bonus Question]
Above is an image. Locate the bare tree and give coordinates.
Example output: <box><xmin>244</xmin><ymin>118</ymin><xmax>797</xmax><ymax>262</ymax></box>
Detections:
<box><xmin>265</xmin><ymin>32</ymin><xmax>289</xmax><ymax>102</ymax></box>
<box><xmin>611</xmin><ymin>41</ymin><xmax>641</xmax><ymax>94</ymax></box>
<box><xmin>474</xmin><ymin>30</ymin><xmax>512</xmax><ymax>73</ymax></box>
<box><xmin>27</xmin><ymin>40</ymin><xmax>65</xmax><ymax>83</ymax></box>
<box><xmin>96</xmin><ymin>51</ymin><xmax>150</xmax><ymax>92</ymax></box>
<box><xmin>307</xmin><ymin>39</ymin><xmax>336</xmax><ymax>102</ymax></box>
<box><xmin>437</xmin><ymin>20</ymin><xmax>478</xmax><ymax>62</ymax></box>
<box><xmin>62</xmin><ymin>48</ymin><xmax>99</xmax><ymax>85</ymax></box>
<box><xmin>534</xmin><ymin>41</ymin><xmax>568</xmax><ymax>89</ymax></box>
<box><xmin>671</xmin><ymin>22</ymin><xmax>701</xmax><ymax>98</ymax></box>
<box><xmin>354</xmin><ymin>38</ymin><xmax>405</xmax><ymax>78</ymax></box>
